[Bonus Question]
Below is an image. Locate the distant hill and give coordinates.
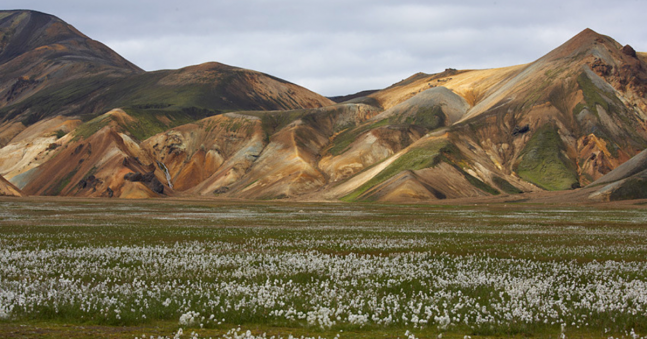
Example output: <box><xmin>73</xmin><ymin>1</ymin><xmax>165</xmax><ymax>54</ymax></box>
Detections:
<box><xmin>328</xmin><ymin>90</ymin><xmax>379</xmax><ymax>103</ymax></box>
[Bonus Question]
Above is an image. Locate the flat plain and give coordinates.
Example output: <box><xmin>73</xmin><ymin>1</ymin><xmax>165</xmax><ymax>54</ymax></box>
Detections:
<box><xmin>1</xmin><ymin>197</ymin><xmax>647</xmax><ymax>339</ymax></box>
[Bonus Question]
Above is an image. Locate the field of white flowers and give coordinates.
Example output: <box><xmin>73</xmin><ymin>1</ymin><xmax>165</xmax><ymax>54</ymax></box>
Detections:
<box><xmin>1</xmin><ymin>199</ymin><xmax>647</xmax><ymax>338</ymax></box>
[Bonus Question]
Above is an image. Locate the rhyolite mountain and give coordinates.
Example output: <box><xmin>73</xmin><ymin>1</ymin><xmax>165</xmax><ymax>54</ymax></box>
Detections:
<box><xmin>0</xmin><ymin>10</ymin><xmax>333</xmax><ymax>146</ymax></box>
<box><xmin>2</xmin><ymin>10</ymin><xmax>647</xmax><ymax>202</ymax></box>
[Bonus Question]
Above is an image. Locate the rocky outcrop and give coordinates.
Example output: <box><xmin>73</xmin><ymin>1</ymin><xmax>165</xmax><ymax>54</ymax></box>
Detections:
<box><xmin>124</xmin><ymin>171</ymin><xmax>164</xmax><ymax>194</ymax></box>
<box><xmin>622</xmin><ymin>44</ymin><xmax>637</xmax><ymax>58</ymax></box>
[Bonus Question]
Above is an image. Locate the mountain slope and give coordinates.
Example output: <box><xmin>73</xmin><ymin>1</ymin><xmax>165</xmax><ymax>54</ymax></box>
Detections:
<box><xmin>0</xmin><ymin>10</ymin><xmax>142</xmax><ymax>109</ymax></box>
<box><xmin>0</xmin><ymin>173</ymin><xmax>21</xmax><ymax>196</ymax></box>
<box><xmin>3</xmin><ymin>22</ymin><xmax>647</xmax><ymax>202</ymax></box>
<box><xmin>0</xmin><ymin>10</ymin><xmax>334</xmax><ymax>149</ymax></box>
<box><xmin>327</xmin><ymin>28</ymin><xmax>647</xmax><ymax>202</ymax></box>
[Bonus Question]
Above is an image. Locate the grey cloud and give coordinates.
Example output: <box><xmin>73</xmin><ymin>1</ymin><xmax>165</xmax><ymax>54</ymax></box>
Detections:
<box><xmin>3</xmin><ymin>0</ymin><xmax>647</xmax><ymax>96</ymax></box>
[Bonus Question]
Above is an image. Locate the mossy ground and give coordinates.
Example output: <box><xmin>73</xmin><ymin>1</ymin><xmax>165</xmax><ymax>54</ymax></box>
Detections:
<box><xmin>516</xmin><ymin>123</ymin><xmax>579</xmax><ymax>191</ymax></box>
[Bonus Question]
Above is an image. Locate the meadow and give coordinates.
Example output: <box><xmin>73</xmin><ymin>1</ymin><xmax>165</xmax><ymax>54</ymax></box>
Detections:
<box><xmin>1</xmin><ymin>197</ymin><xmax>647</xmax><ymax>338</ymax></box>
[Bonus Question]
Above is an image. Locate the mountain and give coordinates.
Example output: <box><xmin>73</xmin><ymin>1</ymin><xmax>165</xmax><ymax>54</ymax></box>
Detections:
<box><xmin>324</xmin><ymin>28</ymin><xmax>647</xmax><ymax>202</ymax></box>
<box><xmin>0</xmin><ymin>10</ymin><xmax>334</xmax><ymax>148</ymax></box>
<box><xmin>0</xmin><ymin>10</ymin><xmax>142</xmax><ymax>103</ymax></box>
<box><xmin>2</xmin><ymin>16</ymin><xmax>647</xmax><ymax>203</ymax></box>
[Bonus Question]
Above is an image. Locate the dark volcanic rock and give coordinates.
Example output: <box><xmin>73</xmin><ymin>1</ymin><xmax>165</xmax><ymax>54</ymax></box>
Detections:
<box><xmin>214</xmin><ymin>187</ymin><xmax>229</xmax><ymax>194</ymax></box>
<box><xmin>143</xmin><ymin>172</ymin><xmax>164</xmax><ymax>194</ymax></box>
<box><xmin>78</xmin><ymin>175</ymin><xmax>100</xmax><ymax>190</ymax></box>
<box><xmin>124</xmin><ymin>171</ymin><xmax>164</xmax><ymax>194</ymax></box>
<box><xmin>622</xmin><ymin>44</ymin><xmax>637</xmax><ymax>58</ymax></box>
<box><xmin>512</xmin><ymin>124</ymin><xmax>530</xmax><ymax>136</ymax></box>
<box><xmin>124</xmin><ymin>172</ymin><xmax>143</xmax><ymax>182</ymax></box>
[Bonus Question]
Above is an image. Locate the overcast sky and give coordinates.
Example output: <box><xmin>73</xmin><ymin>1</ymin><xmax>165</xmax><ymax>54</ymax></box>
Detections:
<box><xmin>4</xmin><ymin>0</ymin><xmax>646</xmax><ymax>96</ymax></box>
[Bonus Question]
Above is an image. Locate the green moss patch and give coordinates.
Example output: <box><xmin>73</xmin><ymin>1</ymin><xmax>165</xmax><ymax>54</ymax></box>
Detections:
<box><xmin>328</xmin><ymin>119</ymin><xmax>391</xmax><ymax>156</ymax></box>
<box><xmin>121</xmin><ymin>107</ymin><xmax>208</xmax><ymax>141</ymax></box>
<box><xmin>439</xmin><ymin>144</ymin><xmax>500</xmax><ymax>196</ymax></box>
<box><xmin>401</xmin><ymin>106</ymin><xmax>446</xmax><ymax>130</ymax></box>
<box><xmin>516</xmin><ymin>124</ymin><xmax>579</xmax><ymax>191</ymax></box>
<box><xmin>71</xmin><ymin>106</ymin><xmax>210</xmax><ymax>142</ymax></box>
<box><xmin>71</xmin><ymin>115</ymin><xmax>111</xmax><ymax>141</ymax></box>
<box><xmin>342</xmin><ymin>140</ymin><xmax>500</xmax><ymax>201</ymax></box>
<box><xmin>492</xmin><ymin>176</ymin><xmax>523</xmax><ymax>194</ymax></box>
<box><xmin>341</xmin><ymin>140</ymin><xmax>448</xmax><ymax>202</ymax></box>
<box><xmin>576</xmin><ymin>71</ymin><xmax>616</xmax><ymax>115</ymax></box>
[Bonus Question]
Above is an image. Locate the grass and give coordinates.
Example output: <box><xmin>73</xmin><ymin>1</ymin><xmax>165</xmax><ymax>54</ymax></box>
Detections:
<box><xmin>120</xmin><ymin>107</ymin><xmax>209</xmax><ymax>141</ymax></box>
<box><xmin>0</xmin><ymin>65</ymin><xmax>302</xmax><ymax>127</ymax></box>
<box><xmin>328</xmin><ymin>104</ymin><xmax>447</xmax><ymax>157</ymax></box>
<box><xmin>328</xmin><ymin>119</ymin><xmax>391</xmax><ymax>156</ymax></box>
<box><xmin>516</xmin><ymin>123</ymin><xmax>579</xmax><ymax>191</ymax></box>
<box><xmin>341</xmin><ymin>140</ymin><xmax>448</xmax><ymax>201</ymax></box>
<box><xmin>2</xmin><ymin>198</ymin><xmax>647</xmax><ymax>338</ymax></box>
<box><xmin>401</xmin><ymin>106</ymin><xmax>446</xmax><ymax>130</ymax></box>
<box><xmin>54</xmin><ymin>130</ymin><xmax>67</xmax><ymax>139</ymax></box>
<box><xmin>71</xmin><ymin>106</ymin><xmax>212</xmax><ymax>142</ymax></box>
<box><xmin>609</xmin><ymin>171</ymin><xmax>647</xmax><ymax>201</ymax></box>
<box><xmin>0</xmin><ymin>320</ymin><xmax>587</xmax><ymax>339</ymax></box>
<box><xmin>71</xmin><ymin>115</ymin><xmax>111</xmax><ymax>140</ymax></box>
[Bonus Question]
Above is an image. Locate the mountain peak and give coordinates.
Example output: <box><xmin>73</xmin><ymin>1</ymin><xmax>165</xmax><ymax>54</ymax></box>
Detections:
<box><xmin>542</xmin><ymin>28</ymin><xmax>620</xmax><ymax>61</ymax></box>
<box><xmin>0</xmin><ymin>9</ymin><xmax>141</xmax><ymax>71</ymax></box>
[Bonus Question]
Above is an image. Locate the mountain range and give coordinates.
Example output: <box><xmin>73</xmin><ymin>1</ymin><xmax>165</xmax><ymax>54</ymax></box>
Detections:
<box><xmin>2</xmin><ymin>9</ymin><xmax>647</xmax><ymax>203</ymax></box>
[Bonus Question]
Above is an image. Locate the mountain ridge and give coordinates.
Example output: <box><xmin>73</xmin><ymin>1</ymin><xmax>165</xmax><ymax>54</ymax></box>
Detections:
<box><xmin>1</xmin><ymin>14</ymin><xmax>647</xmax><ymax>203</ymax></box>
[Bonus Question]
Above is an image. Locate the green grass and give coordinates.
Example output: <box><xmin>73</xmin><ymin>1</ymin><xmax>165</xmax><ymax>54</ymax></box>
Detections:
<box><xmin>0</xmin><ymin>320</ymin><xmax>581</xmax><ymax>339</ymax></box>
<box><xmin>71</xmin><ymin>106</ymin><xmax>211</xmax><ymax>141</ymax></box>
<box><xmin>401</xmin><ymin>106</ymin><xmax>446</xmax><ymax>130</ymax></box>
<box><xmin>438</xmin><ymin>143</ymin><xmax>500</xmax><ymax>195</ymax></box>
<box><xmin>516</xmin><ymin>123</ymin><xmax>579</xmax><ymax>191</ymax></box>
<box><xmin>609</xmin><ymin>171</ymin><xmax>647</xmax><ymax>201</ymax></box>
<box><xmin>2</xmin><ymin>198</ymin><xmax>647</xmax><ymax>338</ymax></box>
<box><xmin>120</xmin><ymin>107</ymin><xmax>209</xmax><ymax>141</ymax></box>
<box><xmin>328</xmin><ymin>119</ymin><xmax>391</xmax><ymax>156</ymax></box>
<box><xmin>328</xmin><ymin>105</ymin><xmax>448</xmax><ymax>157</ymax></box>
<box><xmin>342</xmin><ymin>140</ymin><xmax>448</xmax><ymax>201</ymax></box>
<box><xmin>0</xmin><ymin>66</ymin><xmax>298</xmax><ymax>127</ymax></box>
<box><xmin>259</xmin><ymin>110</ymin><xmax>308</xmax><ymax>139</ymax></box>
<box><xmin>53</xmin><ymin>129</ymin><xmax>67</xmax><ymax>139</ymax></box>
<box><xmin>71</xmin><ymin>115</ymin><xmax>111</xmax><ymax>141</ymax></box>
<box><xmin>460</xmin><ymin>168</ymin><xmax>500</xmax><ymax>195</ymax></box>
<box><xmin>342</xmin><ymin>141</ymin><xmax>501</xmax><ymax>202</ymax></box>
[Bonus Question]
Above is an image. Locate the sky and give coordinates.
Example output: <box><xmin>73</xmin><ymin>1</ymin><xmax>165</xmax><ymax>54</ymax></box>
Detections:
<box><xmin>3</xmin><ymin>0</ymin><xmax>647</xmax><ymax>96</ymax></box>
